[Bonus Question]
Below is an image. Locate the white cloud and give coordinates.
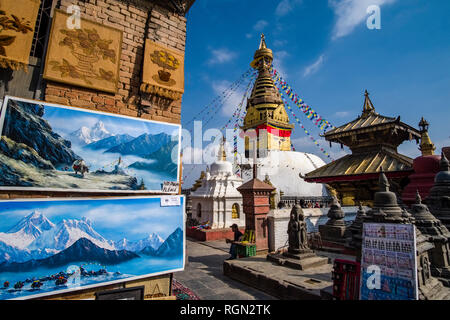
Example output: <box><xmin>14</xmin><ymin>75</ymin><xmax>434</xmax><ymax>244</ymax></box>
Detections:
<box><xmin>303</xmin><ymin>54</ymin><xmax>325</xmax><ymax>77</ymax></box>
<box><xmin>275</xmin><ymin>0</ymin><xmax>303</xmax><ymax>17</ymax></box>
<box><xmin>253</xmin><ymin>19</ymin><xmax>268</xmax><ymax>31</ymax></box>
<box><xmin>207</xmin><ymin>48</ymin><xmax>237</xmax><ymax>65</ymax></box>
<box><xmin>329</xmin><ymin>0</ymin><xmax>396</xmax><ymax>40</ymax></box>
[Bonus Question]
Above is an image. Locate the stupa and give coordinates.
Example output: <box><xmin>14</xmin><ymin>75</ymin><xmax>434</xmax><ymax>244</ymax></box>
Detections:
<box><xmin>190</xmin><ymin>139</ymin><xmax>245</xmax><ymax>229</ymax></box>
<box><xmin>239</xmin><ymin>34</ymin><xmax>328</xmax><ymax>200</ymax></box>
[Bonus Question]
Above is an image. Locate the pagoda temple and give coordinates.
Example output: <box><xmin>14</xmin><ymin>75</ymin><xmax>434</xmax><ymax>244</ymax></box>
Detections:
<box><xmin>304</xmin><ymin>90</ymin><xmax>421</xmax><ymax>206</ymax></box>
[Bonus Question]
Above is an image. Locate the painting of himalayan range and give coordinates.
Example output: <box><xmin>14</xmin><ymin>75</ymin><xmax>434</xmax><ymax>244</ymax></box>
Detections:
<box><xmin>0</xmin><ymin>196</ymin><xmax>185</xmax><ymax>299</ymax></box>
<box><xmin>0</xmin><ymin>96</ymin><xmax>181</xmax><ymax>192</ymax></box>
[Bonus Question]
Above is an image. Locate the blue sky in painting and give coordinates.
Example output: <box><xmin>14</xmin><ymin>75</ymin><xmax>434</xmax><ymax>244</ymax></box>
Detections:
<box><xmin>41</xmin><ymin>103</ymin><xmax>179</xmax><ymax>139</ymax></box>
<box><xmin>180</xmin><ymin>0</ymin><xmax>450</xmax><ymax>183</ymax></box>
<box><xmin>0</xmin><ymin>197</ymin><xmax>184</xmax><ymax>242</ymax></box>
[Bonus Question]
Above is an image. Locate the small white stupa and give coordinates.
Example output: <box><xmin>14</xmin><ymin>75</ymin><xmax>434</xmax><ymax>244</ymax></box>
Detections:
<box><xmin>190</xmin><ymin>139</ymin><xmax>245</xmax><ymax>229</ymax></box>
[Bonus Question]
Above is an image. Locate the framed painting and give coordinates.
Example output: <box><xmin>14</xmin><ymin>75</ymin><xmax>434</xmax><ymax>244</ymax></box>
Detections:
<box><xmin>0</xmin><ymin>195</ymin><xmax>185</xmax><ymax>300</ymax></box>
<box><xmin>0</xmin><ymin>96</ymin><xmax>181</xmax><ymax>193</ymax></box>
<box><xmin>95</xmin><ymin>286</ymin><xmax>145</xmax><ymax>300</ymax></box>
<box><xmin>43</xmin><ymin>10</ymin><xmax>122</xmax><ymax>94</ymax></box>
<box><xmin>141</xmin><ymin>40</ymin><xmax>185</xmax><ymax>100</ymax></box>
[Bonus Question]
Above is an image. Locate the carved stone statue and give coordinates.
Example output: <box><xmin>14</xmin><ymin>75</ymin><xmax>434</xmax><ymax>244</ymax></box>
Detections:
<box><xmin>287</xmin><ymin>203</ymin><xmax>308</xmax><ymax>253</ymax></box>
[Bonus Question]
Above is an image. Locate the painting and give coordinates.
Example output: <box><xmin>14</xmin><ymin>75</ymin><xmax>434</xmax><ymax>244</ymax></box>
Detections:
<box><xmin>0</xmin><ymin>196</ymin><xmax>185</xmax><ymax>300</ymax></box>
<box><xmin>43</xmin><ymin>10</ymin><xmax>122</xmax><ymax>93</ymax></box>
<box><xmin>141</xmin><ymin>40</ymin><xmax>185</xmax><ymax>100</ymax></box>
<box><xmin>0</xmin><ymin>0</ymin><xmax>41</xmax><ymax>71</ymax></box>
<box><xmin>0</xmin><ymin>96</ymin><xmax>181</xmax><ymax>193</ymax></box>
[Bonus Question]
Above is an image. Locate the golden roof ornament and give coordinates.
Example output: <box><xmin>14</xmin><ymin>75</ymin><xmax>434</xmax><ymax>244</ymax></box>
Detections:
<box><xmin>218</xmin><ymin>138</ymin><xmax>227</xmax><ymax>161</ymax></box>
<box><xmin>361</xmin><ymin>90</ymin><xmax>376</xmax><ymax>118</ymax></box>
<box><xmin>418</xmin><ymin>117</ymin><xmax>436</xmax><ymax>156</ymax></box>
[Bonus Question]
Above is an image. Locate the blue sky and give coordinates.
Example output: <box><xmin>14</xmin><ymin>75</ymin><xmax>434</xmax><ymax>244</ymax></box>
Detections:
<box><xmin>180</xmin><ymin>0</ymin><xmax>450</xmax><ymax>185</ymax></box>
<box><xmin>0</xmin><ymin>198</ymin><xmax>184</xmax><ymax>242</ymax></box>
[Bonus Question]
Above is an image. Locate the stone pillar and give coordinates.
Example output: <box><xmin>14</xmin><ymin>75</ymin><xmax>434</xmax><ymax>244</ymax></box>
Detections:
<box><xmin>237</xmin><ymin>178</ymin><xmax>274</xmax><ymax>254</ymax></box>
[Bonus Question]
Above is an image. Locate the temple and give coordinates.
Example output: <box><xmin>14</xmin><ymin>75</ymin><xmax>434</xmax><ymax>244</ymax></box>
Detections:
<box><xmin>239</xmin><ymin>35</ymin><xmax>328</xmax><ymax>201</ymax></box>
<box><xmin>304</xmin><ymin>90</ymin><xmax>421</xmax><ymax>206</ymax></box>
<box><xmin>242</xmin><ymin>34</ymin><xmax>295</xmax><ymax>156</ymax></box>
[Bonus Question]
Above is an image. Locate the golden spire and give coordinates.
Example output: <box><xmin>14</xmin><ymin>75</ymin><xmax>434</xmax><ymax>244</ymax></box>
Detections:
<box><xmin>191</xmin><ymin>171</ymin><xmax>205</xmax><ymax>192</ymax></box>
<box><xmin>362</xmin><ymin>90</ymin><xmax>376</xmax><ymax>117</ymax></box>
<box><xmin>418</xmin><ymin>117</ymin><xmax>436</xmax><ymax>156</ymax></box>
<box><xmin>218</xmin><ymin>138</ymin><xmax>227</xmax><ymax>161</ymax></box>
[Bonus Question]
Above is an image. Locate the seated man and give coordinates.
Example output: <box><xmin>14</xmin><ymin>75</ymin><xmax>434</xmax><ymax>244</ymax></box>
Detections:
<box><xmin>225</xmin><ymin>224</ymin><xmax>243</xmax><ymax>260</ymax></box>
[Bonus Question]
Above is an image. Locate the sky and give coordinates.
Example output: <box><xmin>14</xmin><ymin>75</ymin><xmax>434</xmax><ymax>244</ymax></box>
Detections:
<box><xmin>180</xmin><ymin>0</ymin><xmax>450</xmax><ymax>187</ymax></box>
<box><xmin>0</xmin><ymin>197</ymin><xmax>184</xmax><ymax>242</ymax></box>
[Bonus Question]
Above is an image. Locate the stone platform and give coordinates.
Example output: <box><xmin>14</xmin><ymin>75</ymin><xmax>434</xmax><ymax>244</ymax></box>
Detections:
<box><xmin>267</xmin><ymin>249</ymin><xmax>329</xmax><ymax>271</ymax></box>
<box><xmin>223</xmin><ymin>254</ymin><xmax>334</xmax><ymax>300</ymax></box>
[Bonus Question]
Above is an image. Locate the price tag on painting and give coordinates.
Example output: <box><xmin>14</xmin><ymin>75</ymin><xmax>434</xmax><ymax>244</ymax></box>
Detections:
<box><xmin>160</xmin><ymin>196</ymin><xmax>181</xmax><ymax>207</ymax></box>
<box><xmin>162</xmin><ymin>181</ymin><xmax>179</xmax><ymax>193</ymax></box>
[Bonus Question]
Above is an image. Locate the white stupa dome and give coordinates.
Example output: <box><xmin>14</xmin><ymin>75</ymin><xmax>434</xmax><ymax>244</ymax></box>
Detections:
<box><xmin>241</xmin><ymin>150</ymin><xmax>328</xmax><ymax>197</ymax></box>
<box><xmin>210</xmin><ymin>160</ymin><xmax>233</xmax><ymax>175</ymax></box>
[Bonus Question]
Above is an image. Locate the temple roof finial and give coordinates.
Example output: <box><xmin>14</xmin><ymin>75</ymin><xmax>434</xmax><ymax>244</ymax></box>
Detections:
<box><xmin>362</xmin><ymin>90</ymin><xmax>376</xmax><ymax>117</ymax></box>
<box><xmin>418</xmin><ymin>117</ymin><xmax>436</xmax><ymax>156</ymax></box>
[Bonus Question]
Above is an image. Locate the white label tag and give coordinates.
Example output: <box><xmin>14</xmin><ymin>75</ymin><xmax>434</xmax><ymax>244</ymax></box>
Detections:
<box><xmin>161</xmin><ymin>196</ymin><xmax>181</xmax><ymax>207</ymax></box>
<box><xmin>162</xmin><ymin>181</ymin><xmax>179</xmax><ymax>193</ymax></box>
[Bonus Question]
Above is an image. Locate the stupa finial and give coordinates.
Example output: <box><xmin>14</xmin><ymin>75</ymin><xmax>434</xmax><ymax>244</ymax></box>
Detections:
<box><xmin>379</xmin><ymin>168</ymin><xmax>390</xmax><ymax>192</ymax></box>
<box><xmin>418</xmin><ymin>117</ymin><xmax>436</xmax><ymax>156</ymax></box>
<box><xmin>416</xmin><ymin>189</ymin><xmax>422</xmax><ymax>204</ymax></box>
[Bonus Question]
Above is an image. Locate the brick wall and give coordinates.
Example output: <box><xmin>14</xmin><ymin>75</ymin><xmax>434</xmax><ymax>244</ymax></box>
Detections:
<box><xmin>44</xmin><ymin>0</ymin><xmax>186</xmax><ymax>124</ymax></box>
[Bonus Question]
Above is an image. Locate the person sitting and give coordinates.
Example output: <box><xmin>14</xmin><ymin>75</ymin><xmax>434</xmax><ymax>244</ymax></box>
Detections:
<box><xmin>225</xmin><ymin>224</ymin><xmax>243</xmax><ymax>260</ymax></box>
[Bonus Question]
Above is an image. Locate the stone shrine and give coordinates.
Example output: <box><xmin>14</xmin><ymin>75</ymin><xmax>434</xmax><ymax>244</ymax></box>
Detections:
<box><xmin>357</xmin><ymin>171</ymin><xmax>450</xmax><ymax>299</ymax></box>
<box><xmin>318</xmin><ymin>197</ymin><xmax>347</xmax><ymax>244</ymax></box>
<box><xmin>267</xmin><ymin>203</ymin><xmax>328</xmax><ymax>270</ymax></box>
<box><xmin>427</xmin><ymin>152</ymin><xmax>450</xmax><ymax>231</ymax></box>
<box><xmin>410</xmin><ymin>191</ymin><xmax>450</xmax><ymax>286</ymax></box>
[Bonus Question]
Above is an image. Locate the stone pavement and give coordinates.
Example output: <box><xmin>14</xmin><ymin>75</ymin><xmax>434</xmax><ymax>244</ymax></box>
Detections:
<box><xmin>173</xmin><ymin>239</ymin><xmax>276</xmax><ymax>300</ymax></box>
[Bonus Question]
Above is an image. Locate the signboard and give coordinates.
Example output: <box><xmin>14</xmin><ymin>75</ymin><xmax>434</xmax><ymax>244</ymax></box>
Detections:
<box><xmin>360</xmin><ymin>223</ymin><xmax>418</xmax><ymax>300</ymax></box>
<box><xmin>0</xmin><ymin>196</ymin><xmax>185</xmax><ymax>300</ymax></box>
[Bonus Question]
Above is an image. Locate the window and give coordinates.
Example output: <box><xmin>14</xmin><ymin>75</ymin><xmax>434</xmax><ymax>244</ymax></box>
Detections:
<box><xmin>232</xmin><ymin>203</ymin><xmax>240</xmax><ymax>219</ymax></box>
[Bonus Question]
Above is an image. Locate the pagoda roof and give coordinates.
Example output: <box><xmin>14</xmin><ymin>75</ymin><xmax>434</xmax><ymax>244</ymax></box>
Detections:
<box><xmin>304</xmin><ymin>147</ymin><xmax>414</xmax><ymax>182</ymax></box>
<box><xmin>324</xmin><ymin>91</ymin><xmax>420</xmax><ymax>143</ymax></box>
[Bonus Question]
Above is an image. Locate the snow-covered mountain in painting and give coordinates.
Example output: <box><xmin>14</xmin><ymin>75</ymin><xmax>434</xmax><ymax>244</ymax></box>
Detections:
<box><xmin>0</xmin><ymin>211</ymin><xmax>177</xmax><ymax>265</ymax></box>
<box><xmin>114</xmin><ymin>233</ymin><xmax>164</xmax><ymax>252</ymax></box>
<box><xmin>0</xmin><ymin>211</ymin><xmax>55</xmax><ymax>249</ymax></box>
<box><xmin>29</xmin><ymin>217</ymin><xmax>115</xmax><ymax>252</ymax></box>
<box><xmin>69</xmin><ymin>121</ymin><xmax>113</xmax><ymax>145</ymax></box>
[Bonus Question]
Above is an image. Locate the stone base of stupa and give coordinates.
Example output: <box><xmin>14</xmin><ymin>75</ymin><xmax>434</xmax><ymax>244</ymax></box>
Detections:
<box><xmin>319</xmin><ymin>224</ymin><xmax>347</xmax><ymax>244</ymax></box>
<box><xmin>266</xmin><ymin>248</ymin><xmax>329</xmax><ymax>271</ymax></box>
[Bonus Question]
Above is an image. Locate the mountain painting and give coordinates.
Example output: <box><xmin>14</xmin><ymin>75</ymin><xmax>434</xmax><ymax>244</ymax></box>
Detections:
<box><xmin>0</xmin><ymin>96</ymin><xmax>181</xmax><ymax>192</ymax></box>
<box><xmin>0</xmin><ymin>196</ymin><xmax>185</xmax><ymax>300</ymax></box>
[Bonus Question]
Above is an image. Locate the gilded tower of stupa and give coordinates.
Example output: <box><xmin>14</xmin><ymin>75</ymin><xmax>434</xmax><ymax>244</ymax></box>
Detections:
<box><xmin>242</xmin><ymin>34</ymin><xmax>294</xmax><ymax>158</ymax></box>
